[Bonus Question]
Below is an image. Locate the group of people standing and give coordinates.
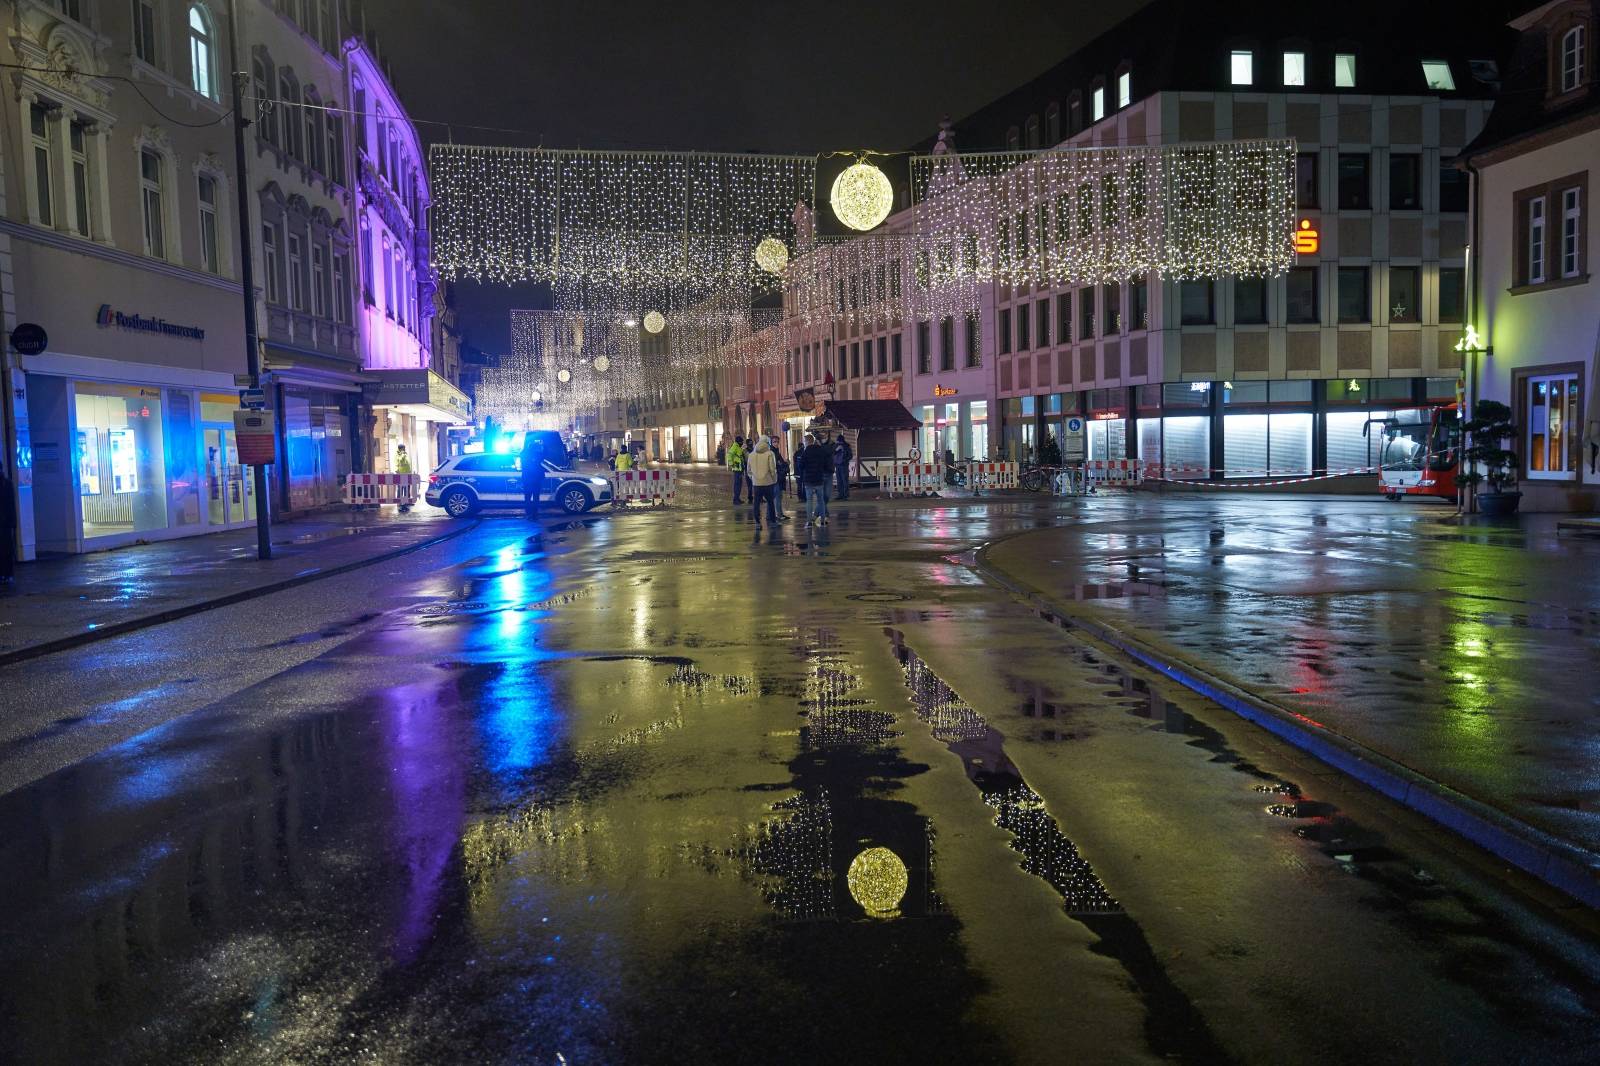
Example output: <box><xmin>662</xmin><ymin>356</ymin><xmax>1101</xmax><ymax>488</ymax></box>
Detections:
<box><xmin>724</xmin><ymin>431</ymin><xmax>852</xmax><ymax>529</ymax></box>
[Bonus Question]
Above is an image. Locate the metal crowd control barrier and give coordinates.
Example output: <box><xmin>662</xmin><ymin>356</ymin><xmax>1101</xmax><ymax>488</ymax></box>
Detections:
<box><xmin>1053</xmin><ymin>466</ymin><xmax>1094</xmax><ymax>496</ymax></box>
<box><xmin>965</xmin><ymin>461</ymin><xmax>1019</xmax><ymax>493</ymax></box>
<box><xmin>613</xmin><ymin>468</ymin><xmax>677</xmax><ymax>506</ymax></box>
<box><xmin>345</xmin><ymin>472</ymin><xmax>421</xmax><ymax>507</ymax></box>
<box><xmin>884</xmin><ymin>461</ymin><xmax>945</xmax><ymax>497</ymax></box>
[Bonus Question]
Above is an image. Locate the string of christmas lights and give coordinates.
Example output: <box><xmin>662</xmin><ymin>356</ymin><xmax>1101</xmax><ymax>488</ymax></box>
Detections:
<box><xmin>910</xmin><ymin>140</ymin><xmax>1296</xmax><ymax>288</ymax></box>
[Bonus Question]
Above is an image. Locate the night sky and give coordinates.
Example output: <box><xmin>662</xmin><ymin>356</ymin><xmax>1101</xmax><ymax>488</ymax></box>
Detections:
<box><xmin>366</xmin><ymin>0</ymin><xmax>1145</xmax><ymax>354</ymax></box>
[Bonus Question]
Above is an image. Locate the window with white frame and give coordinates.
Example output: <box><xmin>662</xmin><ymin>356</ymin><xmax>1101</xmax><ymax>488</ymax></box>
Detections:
<box><xmin>326</xmin><ymin>113</ymin><xmax>343</xmax><ymax>184</ymax></box>
<box><xmin>140</xmin><ymin>148</ymin><xmax>166</xmax><ymax>258</ymax></box>
<box><xmin>1283</xmin><ymin>51</ymin><xmax>1306</xmax><ymax>86</ymax></box>
<box><xmin>251</xmin><ymin>56</ymin><xmax>276</xmax><ymax>144</ymax></box>
<box><xmin>1561</xmin><ymin>187</ymin><xmax>1581</xmax><ymax>277</ymax></box>
<box><xmin>1117</xmin><ymin>71</ymin><xmax>1131</xmax><ymax>107</ymax></box>
<box><xmin>188</xmin><ymin>5</ymin><xmax>217</xmax><ymax>100</ymax></box>
<box><xmin>1231</xmin><ymin>50</ymin><xmax>1253</xmax><ymax>85</ymax></box>
<box><xmin>383</xmin><ymin>238</ymin><xmax>395</xmax><ymax>315</ymax></box>
<box><xmin>1092</xmin><ymin>86</ymin><xmax>1105</xmax><ymax>121</ymax></box>
<box><xmin>1421</xmin><ymin>59</ymin><xmax>1455</xmax><ymax>90</ymax></box>
<box><xmin>198</xmin><ymin>173</ymin><xmax>220</xmax><ymax>272</ymax></box>
<box><xmin>1527</xmin><ymin>196</ymin><xmax>1546</xmax><ymax>284</ymax></box>
<box><xmin>29</xmin><ymin>102</ymin><xmax>56</xmax><ymax>227</ymax></box>
<box><xmin>303</xmin><ymin>88</ymin><xmax>322</xmax><ymax>172</ymax></box>
<box><xmin>1526</xmin><ymin>372</ymin><xmax>1580</xmax><ymax>478</ymax></box>
<box><xmin>287</xmin><ymin>231</ymin><xmax>304</xmax><ymax>309</ymax></box>
<box><xmin>332</xmin><ymin>251</ymin><xmax>349</xmax><ymax>323</ymax></box>
<box><xmin>69</xmin><ymin>119</ymin><xmax>91</xmax><ymax>237</ymax></box>
<box><xmin>262</xmin><ymin>222</ymin><xmax>281</xmax><ymax>303</ymax></box>
<box><xmin>1561</xmin><ymin>25</ymin><xmax>1586</xmax><ymax>93</ymax></box>
<box><xmin>279</xmin><ymin>72</ymin><xmax>301</xmax><ymax>158</ymax></box>
<box><xmin>134</xmin><ymin>1</ymin><xmax>160</xmax><ymax>66</ymax></box>
<box><xmin>1334</xmin><ymin>53</ymin><xmax>1356</xmax><ymax>87</ymax></box>
<box><xmin>311</xmin><ymin>243</ymin><xmax>327</xmax><ymax>316</ymax></box>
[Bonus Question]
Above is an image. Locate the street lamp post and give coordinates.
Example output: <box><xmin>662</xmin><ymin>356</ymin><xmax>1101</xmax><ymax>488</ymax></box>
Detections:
<box><xmin>227</xmin><ymin>0</ymin><xmax>272</xmax><ymax>560</ymax></box>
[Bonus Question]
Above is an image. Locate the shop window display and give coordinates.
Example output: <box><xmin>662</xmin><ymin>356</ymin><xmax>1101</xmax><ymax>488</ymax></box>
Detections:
<box><xmin>75</xmin><ymin>383</ymin><xmax>167</xmax><ymax>539</ymax></box>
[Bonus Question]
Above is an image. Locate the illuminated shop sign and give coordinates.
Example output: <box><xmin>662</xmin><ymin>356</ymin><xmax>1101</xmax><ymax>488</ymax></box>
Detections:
<box><xmin>933</xmin><ymin>384</ymin><xmax>959</xmax><ymax>397</ymax></box>
<box><xmin>1294</xmin><ymin>219</ymin><xmax>1320</xmax><ymax>254</ymax></box>
<box><xmin>95</xmin><ymin>304</ymin><xmax>206</xmax><ymax>340</ymax></box>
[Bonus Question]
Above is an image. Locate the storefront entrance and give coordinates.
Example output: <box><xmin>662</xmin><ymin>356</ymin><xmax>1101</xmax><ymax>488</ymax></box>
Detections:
<box><xmin>202</xmin><ymin>423</ymin><xmax>257</xmax><ymax>527</ymax></box>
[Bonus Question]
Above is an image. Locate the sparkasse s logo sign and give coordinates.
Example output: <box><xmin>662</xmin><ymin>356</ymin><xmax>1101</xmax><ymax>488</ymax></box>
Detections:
<box><xmin>95</xmin><ymin>304</ymin><xmax>205</xmax><ymax>340</ymax></box>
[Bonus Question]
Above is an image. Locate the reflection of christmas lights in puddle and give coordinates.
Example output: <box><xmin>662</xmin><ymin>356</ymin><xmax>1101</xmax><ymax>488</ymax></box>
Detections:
<box><xmin>846</xmin><ymin>591</ymin><xmax>911</xmax><ymax>603</ymax></box>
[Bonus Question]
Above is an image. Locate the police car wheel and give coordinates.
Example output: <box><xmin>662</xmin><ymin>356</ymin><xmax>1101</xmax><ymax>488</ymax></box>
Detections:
<box><xmin>559</xmin><ymin>486</ymin><xmax>592</xmax><ymax>514</ymax></box>
<box><xmin>441</xmin><ymin>487</ymin><xmax>476</xmax><ymax>517</ymax></box>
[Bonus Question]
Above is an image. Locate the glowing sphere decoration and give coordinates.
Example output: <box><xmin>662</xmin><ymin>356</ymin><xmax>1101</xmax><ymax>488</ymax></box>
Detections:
<box><xmin>592</xmin><ymin>356</ymin><xmax>610</xmax><ymax>372</ymax></box>
<box><xmin>557</xmin><ymin>368</ymin><xmax>571</xmax><ymax>383</ymax></box>
<box><xmin>754</xmin><ymin>237</ymin><xmax>790</xmax><ymax>275</ymax></box>
<box><xmin>846</xmin><ymin>847</ymin><xmax>908</xmax><ymax>918</ymax></box>
<box><xmin>830</xmin><ymin>160</ymin><xmax>893</xmax><ymax>232</ymax></box>
<box><xmin>643</xmin><ymin>310</ymin><xmax>666</xmax><ymax>334</ymax></box>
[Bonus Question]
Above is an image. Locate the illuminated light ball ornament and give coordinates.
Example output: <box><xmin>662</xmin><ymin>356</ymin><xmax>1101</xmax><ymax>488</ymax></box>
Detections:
<box><xmin>643</xmin><ymin>310</ymin><xmax>666</xmax><ymax>334</ymax></box>
<box><xmin>846</xmin><ymin>846</ymin><xmax>908</xmax><ymax>918</ymax></box>
<box><xmin>754</xmin><ymin>237</ymin><xmax>790</xmax><ymax>275</ymax></box>
<box><xmin>830</xmin><ymin>159</ymin><xmax>894</xmax><ymax>232</ymax></box>
<box><xmin>592</xmin><ymin>356</ymin><xmax>610</xmax><ymax>373</ymax></box>
<box><xmin>557</xmin><ymin>368</ymin><xmax>571</xmax><ymax>383</ymax></box>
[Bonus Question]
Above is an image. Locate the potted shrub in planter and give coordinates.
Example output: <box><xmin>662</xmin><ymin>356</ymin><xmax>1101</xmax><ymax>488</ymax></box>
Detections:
<box><xmin>1458</xmin><ymin>399</ymin><xmax>1522</xmax><ymax>515</ymax></box>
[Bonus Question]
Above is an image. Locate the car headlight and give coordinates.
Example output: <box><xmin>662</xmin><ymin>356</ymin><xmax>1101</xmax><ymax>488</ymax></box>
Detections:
<box><xmin>588</xmin><ymin>477</ymin><xmax>609</xmax><ymax>486</ymax></box>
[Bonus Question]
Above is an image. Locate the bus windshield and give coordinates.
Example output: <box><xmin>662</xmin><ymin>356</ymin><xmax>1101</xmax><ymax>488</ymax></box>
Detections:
<box><xmin>1381</xmin><ymin>422</ymin><xmax>1430</xmax><ymax>471</ymax></box>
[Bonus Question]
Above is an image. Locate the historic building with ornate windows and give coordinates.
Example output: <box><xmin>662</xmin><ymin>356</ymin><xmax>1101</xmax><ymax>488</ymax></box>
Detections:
<box><xmin>2</xmin><ymin>0</ymin><xmax>251</xmax><ymax>556</ymax></box>
<box><xmin>242</xmin><ymin>0</ymin><xmax>361</xmax><ymax>513</ymax></box>
<box><xmin>346</xmin><ymin>34</ymin><xmax>466</xmax><ymax>474</ymax></box>
<box><xmin>1461</xmin><ymin>0</ymin><xmax>1597</xmax><ymax>511</ymax></box>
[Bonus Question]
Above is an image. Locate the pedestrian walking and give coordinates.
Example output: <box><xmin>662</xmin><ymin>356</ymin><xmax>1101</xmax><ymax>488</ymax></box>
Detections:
<box><xmin>727</xmin><ymin>435</ymin><xmax>747</xmax><ymax>504</ymax></box>
<box><xmin>394</xmin><ymin>445</ymin><xmax>414</xmax><ymax>512</ymax></box>
<box><xmin>833</xmin><ymin>434</ymin><xmax>853</xmax><ymax>500</ymax></box>
<box><xmin>520</xmin><ymin>432</ymin><xmax>544</xmax><ymax>517</ymax></box>
<box><xmin>771</xmin><ymin>439</ymin><xmax>791</xmax><ymax>519</ymax></box>
<box><xmin>747</xmin><ymin>436</ymin><xmax>779</xmax><ymax>527</ymax></box>
<box><xmin>798</xmin><ymin>431</ymin><xmax>833</xmax><ymax>527</ymax></box>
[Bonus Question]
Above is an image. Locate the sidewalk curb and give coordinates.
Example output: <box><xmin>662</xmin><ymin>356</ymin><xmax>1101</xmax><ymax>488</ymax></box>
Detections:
<box><xmin>0</xmin><ymin>519</ymin><xmax>481</xmax><ymax>669</ymax></box>
<box><xmin>971</xmin><ymin>536</ymin><xmax>1600</xmax><ymax>910</ymax></box>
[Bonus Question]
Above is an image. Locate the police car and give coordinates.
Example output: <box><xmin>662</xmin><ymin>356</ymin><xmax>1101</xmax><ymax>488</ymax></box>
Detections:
<box><xmin>425</xmin><ymin>433</ymin><xmax>613</xmax><ymax>517</ymax></box>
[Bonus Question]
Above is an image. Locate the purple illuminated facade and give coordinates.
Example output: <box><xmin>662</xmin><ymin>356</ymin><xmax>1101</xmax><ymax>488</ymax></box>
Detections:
<box><xmin>346</xmin><ymin>40</ymin><xmax>466</xmax><ymax>472</ymax></box>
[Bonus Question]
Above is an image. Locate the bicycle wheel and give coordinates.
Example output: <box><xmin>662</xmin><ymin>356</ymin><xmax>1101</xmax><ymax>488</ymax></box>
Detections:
<box><xmin>1020</xmin><ymin>469</ymin><xmax>1045</xmax><ymax>492</ymax></box>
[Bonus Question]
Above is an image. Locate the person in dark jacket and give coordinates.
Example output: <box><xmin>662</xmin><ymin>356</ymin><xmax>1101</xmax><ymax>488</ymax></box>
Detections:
<box><xmin>797</xmin><ymin>433</ymin><xmax>833</xmax><ymax>527</ymax></box>
<box><xmin>771</xmin><ymin>439</ymin><xmax>791</xmax><ymax>519</ymax></box>
<box><xmin>833</xmin><ymin>435</ymin><xmax>853</xmax><ymax>499</ymax></box>
<box><xmin>520</xmin><ymin>432</ymin><xmax>544</xmax><ymax>517</ymax></box>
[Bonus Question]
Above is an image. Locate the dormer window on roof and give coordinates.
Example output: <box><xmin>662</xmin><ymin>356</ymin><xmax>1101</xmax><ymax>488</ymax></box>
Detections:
<box><xmin>1561</xmin><ymin>25</ymin><xmax>1586</xmax><ymax>93</ymax></box>
<box><xmin>1117</xmin><ymin>71</ymin><xmax>1131</xmax><ymax>108</ymax></box>
<box><xmin>1335</xmin><ymin>53</ymin><xmax>1357</xmax><ymax>87</ymax></box>
<box><xmin>1231</xmin><ymin>50</ymin><xmax>1254</xmax><ymax>86</ymax></box>
<box><xmin>1421</xmin><ymin>59</ymin><xmax>1455</xmax><ymax>91</ymax></box>
<box><xmin>1283</xmin><ymin>51</ymin><xmax>1306</xmax><ymax>87</ymax></box>
<box><xmin>1092</xmin><ymin>86</ymin><xmax>1105</xmax><ymax>121</ymax></box>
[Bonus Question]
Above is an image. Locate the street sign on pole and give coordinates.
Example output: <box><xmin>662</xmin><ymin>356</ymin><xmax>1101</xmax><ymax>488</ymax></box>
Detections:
<box><xmin>238</xmin><ymin>388</ymin><xmax>266</xmax><ymax>410</ymax></box>
<box><xmin>233</xmin><ymin>409</ymin><xmax>276</xmax><ymax>466</ymax></box>
<box><xmin>1063</xmin><ymin>415</ymin><xmax>1086</xmax><ymax>461</ymax></box>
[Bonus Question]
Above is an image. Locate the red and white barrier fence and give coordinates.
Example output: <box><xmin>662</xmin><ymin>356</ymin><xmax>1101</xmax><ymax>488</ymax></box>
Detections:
<box><xmin>966</xmin><ymin>461</ymin><xmax>1020</xmax><ymax>492</ymax></box>
<box><xmin>613</xmin><ymin>468</ymin><xmax>677</xmax><ymax>505</ymax></box>
<box><xmin>345</xmin><ymin>472</ymin><xmax>420</xmax><ymax>507</ymax></box>
<box><xmin>883</xmin><ymin>462</ymin><xmax>945</xmax><ymax>497</ymax></box>
<box><xmin>1084</xmin><ymin>459</ymin><xmax>1146</xmax><ymax>486</ymax></box>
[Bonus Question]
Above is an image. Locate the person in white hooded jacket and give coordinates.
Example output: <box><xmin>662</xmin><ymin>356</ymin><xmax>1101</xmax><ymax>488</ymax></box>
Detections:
<box><xmin>747</xmin><ymin>437</ymin><xmax>779</xmax><ymax>527</ymax></box>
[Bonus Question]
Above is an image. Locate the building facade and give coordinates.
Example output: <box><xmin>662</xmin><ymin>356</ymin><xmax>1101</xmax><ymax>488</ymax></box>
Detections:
<box><xmin>242</xmin><ymin>0</ymin><xmax>362</xmax><ymax>513</ymax></box>
<box><xmin>1462</xmin><ymin>0</ymin><xmax>1597</xmax><ymax>511</ymax></box>
<box><xmin>346</xmin><ymin>35</ymin><xmax>465</xmax><ymax>473</ymax></box>
<box><xmin>3</xmin><ymin>0</ymin><xmax>250</xmax><ymax>557</ymax></box>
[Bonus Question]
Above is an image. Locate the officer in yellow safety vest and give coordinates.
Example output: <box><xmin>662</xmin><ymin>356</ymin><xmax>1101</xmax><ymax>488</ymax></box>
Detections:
<box><xmin>727</xmin><ymin>435</ymin><xmax>747</xmax><ymax>505</ymax></box>
<box><xmin>394</xmin><ymin>445</ymin><xmax>414</xmax><ymax>512</ymax></box>
<box><xmin>615</xmin><ymin>447</ymin><xmax>633</xmax><ymax>472</ymax></box>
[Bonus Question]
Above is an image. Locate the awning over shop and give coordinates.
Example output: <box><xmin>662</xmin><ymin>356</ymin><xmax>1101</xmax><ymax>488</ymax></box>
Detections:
<box><xmin>369</xmin><ymin>368</ymin><xmax>472</xmax><ymax>423</ymax></box>
<box><xmin>812</xmin><ymin>399</ymin><xmax>921</xmax><ymax>431</ymax></box>
<box><xmin>263</xmin><ymin>347</ymin><xmax>373</xmax><ymax>393</ymax></box>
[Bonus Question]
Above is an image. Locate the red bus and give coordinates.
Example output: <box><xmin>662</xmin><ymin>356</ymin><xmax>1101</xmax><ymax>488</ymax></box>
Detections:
<box><xmin>1366</xmin><ymin>404</ymin><xmax>1461</xmax><ymax>502</ymax></box>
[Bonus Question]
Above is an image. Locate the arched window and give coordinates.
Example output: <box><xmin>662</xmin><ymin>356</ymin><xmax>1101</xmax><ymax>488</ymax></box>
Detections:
<box><xmin>188</xmin><ymin>5</ymin><xmax>217</xmax><ymax>100</ymax></box>
<box><xmin>1025</xmin><ymin>114</ymin><xmax>1040</xmax><ymax>149</ymax></box>
<box><xmin>1561</xmin><ymin>25</ymin><xmax>1586</xmax><ymax>93</ymax></box>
